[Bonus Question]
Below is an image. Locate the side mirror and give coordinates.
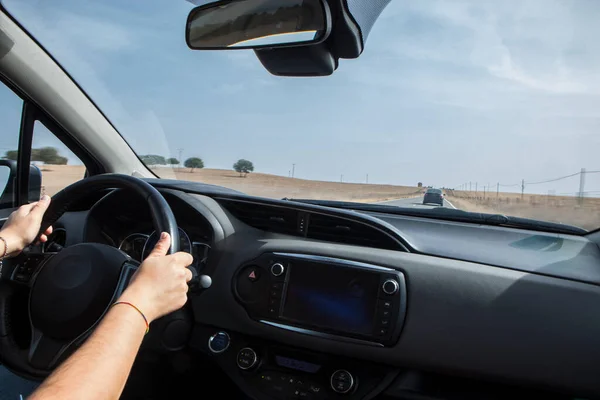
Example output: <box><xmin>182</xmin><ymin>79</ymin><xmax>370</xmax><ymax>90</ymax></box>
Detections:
<box><xmin>186</xmin><ymin>0</ymin><xmax>331</xmax><ymax>50</ymax></box>
<box><xmin>0</xmin><ymin>160</ymin><xmax>42</xmax><ymax>209</ymax></box>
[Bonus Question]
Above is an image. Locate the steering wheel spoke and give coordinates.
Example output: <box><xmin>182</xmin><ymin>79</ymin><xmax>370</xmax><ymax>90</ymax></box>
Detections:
<box><xmin>8</xmin><ymin>252</ymin><xmax>55</xmax><ymax>286</ymax></box>
<box><xmin>28</xmin><ymin>329</ymin><xmax>72</xmax><ymax>370</ymax></box>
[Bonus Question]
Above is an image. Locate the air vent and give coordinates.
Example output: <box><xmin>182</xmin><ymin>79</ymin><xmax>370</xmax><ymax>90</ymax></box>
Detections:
<box><xmin>220</xmin><ymin>200</ymin><xmax>300</xmax><ymax>236</ymax></box>
<box><xmin>218</xmin><ymin>199</ymin><xmax>403</xmax><ymax>251</ymax></box>
<box><xmin>307</xmin><ymin>214</ymin><xmax>400</xmax><ymax>250</ymax></box>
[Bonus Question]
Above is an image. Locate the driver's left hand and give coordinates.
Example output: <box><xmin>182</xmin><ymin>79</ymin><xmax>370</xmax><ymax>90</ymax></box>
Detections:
<box><xmin>0</xmin><ymin>195</ymin><xmax>53</xmax><ymax>256</ymax></box>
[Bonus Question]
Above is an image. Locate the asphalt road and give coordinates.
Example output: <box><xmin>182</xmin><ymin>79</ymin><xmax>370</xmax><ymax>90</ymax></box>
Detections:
<box><xmin>377</xmin><ymin>195</ymin><xmax>457</xmax><ymax>209</ymax></box>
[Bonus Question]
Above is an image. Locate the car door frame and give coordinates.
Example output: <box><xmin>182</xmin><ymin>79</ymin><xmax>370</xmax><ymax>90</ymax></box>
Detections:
<box><xmin>0</xmin><ymin>76</ymin><xmax>105</xmax><ymax>221</ymax></box>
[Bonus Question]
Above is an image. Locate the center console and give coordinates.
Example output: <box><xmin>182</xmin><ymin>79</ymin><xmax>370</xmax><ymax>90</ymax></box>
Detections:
<box><xmin>190</xmin><ymin>325</ymin><xmax>399</xmax><ymax>399</ymax></box>
<box><xmin>234</xmin><ymin>253</ymin><xmax>407</xmax><ymax>347</ymax></box>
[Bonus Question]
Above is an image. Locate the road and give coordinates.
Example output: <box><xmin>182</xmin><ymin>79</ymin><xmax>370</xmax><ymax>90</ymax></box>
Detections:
<box><xmin>376</xmin><ymin>195</ymin><xmax>457</xmax><ymax>209</ymax></box>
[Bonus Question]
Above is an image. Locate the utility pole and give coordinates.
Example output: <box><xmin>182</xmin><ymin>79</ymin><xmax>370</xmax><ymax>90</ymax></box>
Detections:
<box><xmin>469</xmin><ymin>182</ymin><xmax>472</xmax><ymax>192</ymax></box>
<box><xmin>579</xmin><ymin>167</ymin><xmax>586</xmax><ymax>205</ymax></box>
<box><xmin>496</xmin><ymin>182</ymin><xmax>499</xmax><ymax>205</ymax></box>
<box><xmin>177</xmin><ymin>148</ymin><xmax>183</xmax><ymax>169</ymax></box>
<box><xmin>292</xmin><ymin>164</ymin><xmax>296</xmax><ymax>178</ymax></box>
<box><xmin>340</xmin><ymin>174</ymin><xmax>343</xmax><ymax>183</ymax></box>
<box><xmin>366</xmin><ymin>174</ymin><xmax>369</xmax><ymax>184</ymax></box>
<box><xmin>475</xmin><ymin>182</ymin><xmax>478</xmax><ymax>194</ymax></box>
<box><xmin>521</xmin><ymin>179</ymin><xmax>525</xmax><ymax>200</ymax></box>
<box><xmin>483</xmin><ymin>186</ymin><xmax>486</xmax><ymax>199</ymax></box>
<box><xmin>288</xmin><ymin>170</ymin><xmax>291</xmax><ymax>177</ymax></box>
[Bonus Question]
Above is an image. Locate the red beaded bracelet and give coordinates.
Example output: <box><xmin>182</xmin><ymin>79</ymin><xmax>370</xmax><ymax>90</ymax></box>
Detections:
<box><xmin>111</xmin><ymin>301</ymin><xmax>149</xmax><ymax>334</ymax></box>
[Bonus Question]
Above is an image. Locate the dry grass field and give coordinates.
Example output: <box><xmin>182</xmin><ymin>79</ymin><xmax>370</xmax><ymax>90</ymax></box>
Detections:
<box><xmin>39</xmin><ymin>165</ymin><xmax>422</xmax><ymax>202</ymax></box>
<box><xmin>37</xmin><ymin>165</ymin><xmax>600</xmax><ymax>230</ymax></box>
<box><xmin>447</xmin><ymin>190</ymin><xmax>600</xmax><ymax>230</ymax></box>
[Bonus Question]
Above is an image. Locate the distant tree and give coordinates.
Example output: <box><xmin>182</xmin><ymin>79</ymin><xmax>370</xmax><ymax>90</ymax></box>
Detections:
<box><xmin>233</xmin><ymin>159</ymin><xmax>254</xmax><ymax>177</ymax></box>
<box><xmin>417</xmin><ymin>182</ymin><xmax>423</xmax><ymax>188</ymax></box>
<box><xmin>4</xmin><ymin>150</ymin><xmax>18</xmax><ymax>161</ymax></box>
<box><xmin>140</xmin><ymin>154</ymin><xmax>166</xmax><ymax>166</ymax></box>
<box><xmin>167</xmin><ymin>157</ymin><xmax>179</xmax><ymax>166</ymax></box>
<box><xmin>3</xmin><ymin>147</ymin><xmax>67</xmax><ymax>164</ymax></box>
<box><xmin>30</xmin><ymin>147</ymin><xmax>68</xmax><ymax>165</ymax></box>
<box><xmin>184</xmin><ymin>157</ymin><xmax>204</xmax><ymax>172</ymax></box>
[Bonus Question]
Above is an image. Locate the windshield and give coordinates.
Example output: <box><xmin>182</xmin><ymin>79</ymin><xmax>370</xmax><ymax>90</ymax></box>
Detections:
<box><xmin>4</xmin><ymin>0</ymin><xmax>600</xmax><ymax>231</ymax></box>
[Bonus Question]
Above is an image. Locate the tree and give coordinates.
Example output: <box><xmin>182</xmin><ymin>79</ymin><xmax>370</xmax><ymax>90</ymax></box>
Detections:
<box><xmin>4</xmin><ymin>150</ymin><xmax>18</xmax><ymax>161</ymax></box>
<box><xmin>233</xmin><ymin>159</ymin><xmax>254</xmax><ymax>177</ymax></box>
<box><xmin>167</xmin><ymin>157</ymin><xmax>179</xmax><ymax>166</ymax></box>
<box><xmin>31</xmin><ymin>147</ymin><xmax>68</xmax><ymax>165</ymax></box>
<box><xmin>184</xmin><ymin>157</ymin><xmax>204</xmax><ymax>172</ymax></box>
<box><xmin>140</xmin><ymin>154</ymin><xmax>166</xmax><ymax>166</ymax></box>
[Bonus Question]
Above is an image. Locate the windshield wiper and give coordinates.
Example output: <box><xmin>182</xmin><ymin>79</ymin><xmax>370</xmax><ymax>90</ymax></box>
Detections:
<box><xmin>283</xmin><ymin>198</ymin><xmax>587</xmax><ymax>235</ymax></box>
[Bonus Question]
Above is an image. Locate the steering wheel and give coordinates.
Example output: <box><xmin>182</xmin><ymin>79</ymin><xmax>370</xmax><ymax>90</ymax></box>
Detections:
<box><xmin>0</xmin><ymin>174</ymin><xmax>180</xmax><ymax>379</ymax></box>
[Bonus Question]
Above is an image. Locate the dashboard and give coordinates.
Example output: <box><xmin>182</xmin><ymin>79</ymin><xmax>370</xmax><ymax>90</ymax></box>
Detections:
<box><xmin>48</xmin><ymin>181</ymin><xmax>600</xmax><ymax>400</ymax></box>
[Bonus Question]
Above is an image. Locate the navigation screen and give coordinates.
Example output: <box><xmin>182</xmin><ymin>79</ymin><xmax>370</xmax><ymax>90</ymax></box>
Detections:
<box><xmin>282</xmin><ymin>262</ymin><xmax>379</xmax><ymax>335</ymax></box>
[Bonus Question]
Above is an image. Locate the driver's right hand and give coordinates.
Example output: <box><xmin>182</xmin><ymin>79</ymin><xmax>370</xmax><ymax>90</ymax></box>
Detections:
<box><xmin>118</xmin><ymin>232</ymin><xmax>193</xmax><ymax>323</ymax></box>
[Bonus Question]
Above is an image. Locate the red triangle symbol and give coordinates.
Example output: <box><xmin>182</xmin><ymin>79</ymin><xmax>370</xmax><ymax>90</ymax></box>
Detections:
<box><xmin>249</xmin><ymin>271</ymin><xmax>256</xmax><ymax>279</ymax></box>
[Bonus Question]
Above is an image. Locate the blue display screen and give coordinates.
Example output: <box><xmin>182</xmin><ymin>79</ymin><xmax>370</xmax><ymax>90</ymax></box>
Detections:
<box><xmin>275</xmin><ymin>356</ymin><xmax>321</xmax><ymax>373</ymax></box>
<box><xmin>282</xmin><ymin>262</ymin><xmax>379</xmax><ymax>335</ymax></box>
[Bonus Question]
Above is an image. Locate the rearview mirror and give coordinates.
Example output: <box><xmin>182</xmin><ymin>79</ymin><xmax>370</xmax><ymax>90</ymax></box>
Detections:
<box><xmin>186</xmin><ymin>0</ymin><xmax>331</xmax><ymax>50</ymax></box>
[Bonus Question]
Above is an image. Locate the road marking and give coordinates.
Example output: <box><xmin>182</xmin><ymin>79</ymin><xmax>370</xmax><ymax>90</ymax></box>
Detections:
<box><xmin>444</xmin><ymin>198</ymin><xmax>457</xmax><ymax>209</ymax></box>
<box><xmin>374</xmin><ymin>196</ymin><xmax>421</xmax><ymax>204</ymax></box>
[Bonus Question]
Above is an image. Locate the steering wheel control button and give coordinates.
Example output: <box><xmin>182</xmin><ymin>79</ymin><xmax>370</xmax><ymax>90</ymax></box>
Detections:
<box><xmin>331</xmin><ymin>370</ymin><xmax>354</xmax><ymax>394</ymax></box>
<box><xmin>208</xmin><ymin>331</ymin><xmax>230</xmax><ymax>354</ymax></box>
<box><xmin>382</xmin><ymin>279</ymin><xmax>399</xmax><ymax>295</ymax></box>
<box><xmin>237</xmin><ymin>347</ymin><xmax>258</xmax><ymax>370</ymax></box>
<box><xmin>270</xmin><ymin>263</ymin><xmax>285</xmax><ymax>277</ymax></box>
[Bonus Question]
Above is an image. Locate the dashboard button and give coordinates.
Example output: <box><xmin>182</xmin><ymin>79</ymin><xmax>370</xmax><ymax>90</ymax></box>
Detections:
<box><xmin>379</xmin><ymin>309</ymin><xmax>391</xmax><ymax>318</ymax></box>
<box><xmin>271</xmin><ymin>282</ymin><xmax>284</xmax><ymax>290</ymax></box>
<box><xmin>247</xmin><ymin>269</ymin><xmax>260</xmax><ymax>282</ymax></box>
<box><xmin>269</xmin><ymin>289</ymin><xmax>281</xmax><ymax>298</ymax></box>
<box><xmin>309</xmin><ymin>383</ymin><xmax>322</xmax><ymax>393</ymax></box>
<box><xmin>208</xmin><ymin>331</ymin><xmax>230</xmax><ymax>354</ymax></box>
<box><xmin>237</xmin><ymin>347</ymin><xmax>259</xmax><ymax>370</ymax></box>
<box><xmin>381</xmin><ymin>300</ymin><xmax>392</xmax><ymax>309</ymax></box>
<box><xmin>376</xmin><ymin>328</ymin><xmax>388</xmax><ymax>336</ymax></box>
<box><xmin>331</xmin><ymin>370</ymin><xmax>354</xmax><ymax>394</ymax></box>
<box><xmin>271</xmin><ymin>263</ymin><xmax>285</xmax><ymax>277</ymax></box>
<box><xmin>380</xmin><ymin>319</ymin><xmax>390</xmax><ymax>326</ymax></box>
<box><xmin>382</xmin><ymin>279</ymin><xmax>399</xmax><ymax>295</ymax></box>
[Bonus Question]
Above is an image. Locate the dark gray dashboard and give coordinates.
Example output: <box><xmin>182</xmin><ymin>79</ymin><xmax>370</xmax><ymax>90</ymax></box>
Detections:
<box><xmin>54</xmin><ymin>183</ymin><xmax>600</xmax><ymax>398</ymax></box>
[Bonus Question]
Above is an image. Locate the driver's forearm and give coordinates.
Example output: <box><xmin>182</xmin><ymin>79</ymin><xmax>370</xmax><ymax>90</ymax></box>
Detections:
<box><xmin>29</xmin><ymin>304</ymin><xmax>147</xmax><ymax>400</ymax></box>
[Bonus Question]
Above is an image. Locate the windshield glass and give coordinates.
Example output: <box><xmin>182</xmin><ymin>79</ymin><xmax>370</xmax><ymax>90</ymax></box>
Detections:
<box><xmin>4</xmin><ymin>0</ymin><xmax>600</xmax><ymax>231</ymax></box>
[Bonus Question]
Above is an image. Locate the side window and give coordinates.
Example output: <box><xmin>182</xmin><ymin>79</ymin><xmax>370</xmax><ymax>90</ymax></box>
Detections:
<box><xmin>31</xmin><ymin>121</ymin><xmax>84</xmax><ymax>197</ymax></box>
<box><xmin>0</xmin><ymin>82</ymin><xmax>23</xmax><ymax>211</ymax></box>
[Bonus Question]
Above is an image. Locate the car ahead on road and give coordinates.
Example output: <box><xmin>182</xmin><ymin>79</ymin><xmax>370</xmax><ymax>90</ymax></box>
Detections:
<box><xmin>1</xmin><ymin>1</ymin><xmax>600</xmax><ymax>400</ymax></box>
<box><xmin>423</xmin><ymin>188</ymin><xmax>444</xmax><ymax>206</ymax></box>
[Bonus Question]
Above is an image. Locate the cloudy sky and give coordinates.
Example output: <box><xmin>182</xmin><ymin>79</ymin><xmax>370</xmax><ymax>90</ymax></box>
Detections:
<box><xmin>2</xmin><ymin>0</ymin><xmax>600</xmax><ymax>196</ymax></box>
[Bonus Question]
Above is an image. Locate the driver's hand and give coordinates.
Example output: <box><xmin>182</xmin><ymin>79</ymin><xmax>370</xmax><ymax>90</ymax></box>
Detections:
<box><xmin>0</xmin><ymin>195</ymin><xmax>53</xmax><ymax>256</ymax></box>
<box><xmin>118</xmin><ymin>232</ymin><xmax>193</xmax><ymax>323</ymax></box>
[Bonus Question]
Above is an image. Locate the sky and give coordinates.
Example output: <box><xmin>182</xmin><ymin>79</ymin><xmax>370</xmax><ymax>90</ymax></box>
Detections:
<box><xmin>2</xmin><ymin>0</ymin><xmax>600</xmax><ymax>196</ymax></box>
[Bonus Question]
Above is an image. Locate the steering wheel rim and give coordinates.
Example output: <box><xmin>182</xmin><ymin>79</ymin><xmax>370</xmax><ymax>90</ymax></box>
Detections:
<box><xmin>0</xmin><ymin>173</ymin><xmax>180</xmax><ymax>378</ymax></box>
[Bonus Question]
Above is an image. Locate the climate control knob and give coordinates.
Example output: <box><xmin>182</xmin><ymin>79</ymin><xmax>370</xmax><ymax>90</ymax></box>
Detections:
<box><xmin>270</xmin><ymin>263</ymin><xmax>285</xmax><ymax>277</ymax></box>
<box><xmin>331</xmin><ymin>370</ymin><xmax>354</xmax><ymax>394</ymax></box>
<box><xmin>237</xmin><ymin>347</ymin><xmax>258</xmax><ymax>370</ymax></box>
<box><xmin>382</xmin><ymin>279</ymin><xmax>399</xmax><ymax>295</ymax></box>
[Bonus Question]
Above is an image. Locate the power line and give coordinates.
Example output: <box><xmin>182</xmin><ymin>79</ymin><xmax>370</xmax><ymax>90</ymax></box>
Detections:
<box><xmin>525</xmin><ymin>171</ymin><xmax>581</xmax><ymax>185</ymax></box>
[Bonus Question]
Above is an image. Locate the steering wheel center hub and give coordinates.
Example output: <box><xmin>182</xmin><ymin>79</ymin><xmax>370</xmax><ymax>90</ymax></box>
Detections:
<box><xmin>29</xmin><ymin>243</ymin><xmax>129</xmax><ymax>341</ymax></box>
